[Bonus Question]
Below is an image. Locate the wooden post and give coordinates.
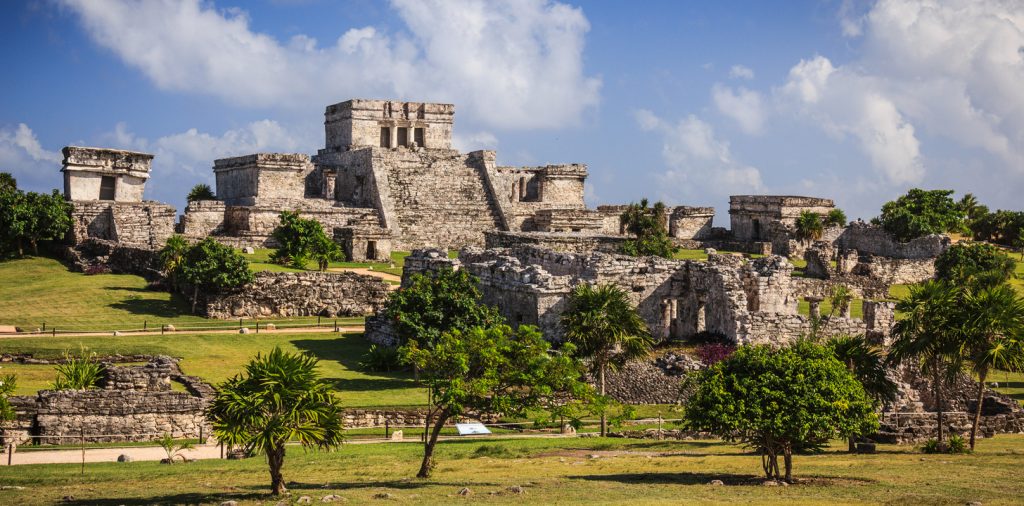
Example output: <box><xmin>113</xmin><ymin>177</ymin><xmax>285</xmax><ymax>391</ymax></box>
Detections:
<box><xmin>334</xmin><ymin>319</ymin><xmax>338</xmax><ymax>332</ymax></box>
<box><xmin>7</xmin><ymin>443</ymin><xmax>12</xmax><ymax>466</ymax></box>
<box><xmin>161</xmin><ymin>325</ymin><xmax>165</xmax><ymax>335</ymax></box>
<box><xmin>80</xmin><ymin>428</ymin><xmax>85</xmax><ymax>475</ymax></box>
<box><xmin>385</xmin><ymin>420</ymin><xmax>390</xmax><ymax>440</ymax></box>
<box><xmin>318</xmin><ymin>315</ymin><xmax>321</xmax><ymax>328</ymax></box>
<box><xmin>239</xmin><ymin>318</ymin><xmax>243</xmax><ymax>329</ymax></box>
<box><xmin>219</xmin><ymin>441</ymin><xmax>224</xmax><ymax>459</ymax></box>
<box><xmin>144</xmin><ymin>320</ymin><xmax>147</xmax><ymax>331</ymax></box>
<box><xmin>52</xmin><ymin>327</ymin><xmax>56</xmax><ymax>337</ymax></box>
<box><xmin>42</xmin><ymin>322</ymin><xmax>45</xmax><ymax>332</ymax></box>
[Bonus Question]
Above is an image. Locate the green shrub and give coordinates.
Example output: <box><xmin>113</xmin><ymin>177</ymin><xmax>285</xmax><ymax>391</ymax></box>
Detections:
<box><xmin>52</xmin><ymin>351</ymin><xmax>105</xmax><ymax>390</ymax></box>
<box><xmin>0</xmin><ymin>373</ymin><xmax>16</xmax><ymax>421</ymax></box>
<box><xmin>922</xmin><ymin>435</ymin><xmax>971</xmax><ymax>454</ymax></box>
<box><xmin>876</xmin><ymin>189</ymin><xmax>963</xmax><ymax>242</ymax></box>
<box><xmin>472</xmin><ymin>445</ymin><xmax>514</xmax><ymax>458</ymax></box>
<box><xmin>186</xmin><ymin>184</ymin><xmax>215</xmax><ymax>202</ymax></box>
<box><xmin>358</xmin><ymin>344</ymin><xmax>403</xmax><ymax>372</ymax></box>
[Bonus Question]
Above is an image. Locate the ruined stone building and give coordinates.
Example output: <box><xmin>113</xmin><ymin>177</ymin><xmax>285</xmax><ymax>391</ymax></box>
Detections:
<box><xmin>63</xmin><ymin>146</ymin><xmax>176</xmax><ymax>249</ymax></box>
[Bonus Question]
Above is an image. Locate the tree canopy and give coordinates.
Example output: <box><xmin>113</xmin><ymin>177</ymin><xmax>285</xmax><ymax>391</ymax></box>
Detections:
<box><xmin>619</xmin><ymin>198</ymin><xmax>677</xmax><ymax>258</ymax></box>
<box><xmin>876</xmin><ymin>189</ymin><xmax>964</xmax><ymax>242</ymax></box>
<box><xmin>934</xmin><ymin>241</ymin><xmax>1015</xmax><ymax>289</ymax></box>
<box><xmin>0</xmin><ymin>373</ymin><xmax>16</xmax><ymax>422</ymax></box>
<box><xmin>794</xmin><ymin>210</ymin><xmax>824</xmax><ymax>243</ymax></box>
<box><xmin>270</xmin><ymin>210</ymin><xmax>343</xmax><ymax>270</ymax></box>
<box><xmin>401</xmin><ymin>324</ymin><xmax>590</xmax><ymax>478</ymax></box>
<box><xmin>186</xmin><ymin>184</ymin><xmax>216</xmax><ymax>202</ymax></box>
<box><xmin>175</xmin><ymin>237</ymin><xmax>254</xmax><ymax>313</ymax></box>
<box><xmin>686</xmin><ymin>340</ymin><xmax>877</xmax><ymax>483</ymax></box>
<box><xmin>0</xmin><ymin>175</ymin><xmax>71</xmax><ymax>259</ymax></box>
<box><xmin>207</xmin><ymin>347</ymin><xmax>344</xmax><ymax>495</ymax></box>
<box><xmin>383</xmin><ymin>269</ymin><xmax>503</xmax><ymax>347</ymax></box>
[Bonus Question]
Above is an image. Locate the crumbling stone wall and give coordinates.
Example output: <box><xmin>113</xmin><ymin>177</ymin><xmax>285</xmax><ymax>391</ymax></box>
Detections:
<box><xmin>205</xmin><ymin>271</ymin><xmax>390</xmax><ymax>318</ymax></box>
<box><xmin>179</xmin><ymin>200</ymin><xmax>226</xmax><ymax>238</ymax></box>
<box><xmin>214</xmin><ymin>153</ymin><xmax>315</xmax><ymax>206</ymax></box>
<box><xmin>69</xmin><ymin>201</ymin><xmax>176</xmax><ymax>248</ymax></box>
<box><xmin>669</xmin><ymin>206</ymin><xmax>715</xmax><ymax>240</ymax></box>
<box><xmin>837</xmin><ymin>221</ymin><xmax>950</xmax><ymax>259</ymax></box>
<box><xmin>485</xmin><ymin>231</ymin><xmax>624</xmax><ymax>255</ymax></box>
<box><xmin>63</xmin><ymin>238</ymin><xmax>164</xmax><ymax>281</ymax></box>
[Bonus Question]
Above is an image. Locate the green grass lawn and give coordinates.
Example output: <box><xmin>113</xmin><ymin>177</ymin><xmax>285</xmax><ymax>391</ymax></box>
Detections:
<box><xmin>0</xmin><ymin>332</ymin><xmax>422</xmax><ymax>408</ymax></box>
<box><xmin>988</xmin><ymin>369</ymin><xmax>1024</xmax><ymax>406</ymax></box>
<box><xmin>796</xmin><ymin>299</ymin><xmax>865</xmax><ymax>320</ymax></box>
<box><xmin>245</xmin><ymin>248</ymin><xmax>410</xmax><ymax>277</ymax></box>
<box><xmin>2</xmin><ymin>435</ymin><xmax>1023</xmax><ymax>505</ymax></box>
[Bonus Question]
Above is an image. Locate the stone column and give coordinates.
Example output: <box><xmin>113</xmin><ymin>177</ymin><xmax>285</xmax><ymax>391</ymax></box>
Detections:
<box><xmin>805</xmin><ymin>296</ymin><xmax>823</xmax><ymax>320</ymax></box>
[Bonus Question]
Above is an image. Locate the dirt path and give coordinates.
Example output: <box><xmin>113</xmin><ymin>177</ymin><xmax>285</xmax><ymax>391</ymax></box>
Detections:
<box><xmin>0</xmin><ymin>325</ymin><xmax>365</xmax><ymax>339</ymax></box>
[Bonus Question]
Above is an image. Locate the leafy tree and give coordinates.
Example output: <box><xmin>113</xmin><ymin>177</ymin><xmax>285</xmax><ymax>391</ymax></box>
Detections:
<box><xmin>824</xmin><ymin>208</ymin><xmax>847</xmax><ymax>228</ymax></box>
<box><xmin>561</xmin><ymin>283</ymin><xmax>652</xmax><ymax>436</ymax></box>
<box><xmin>620</xmin><ymin>198</ymin><xmax>677</xmax><ymax>258</ymax></box>
<box><xmin>957</xmin><ymin>284</ymin><xmax>1024</xmax><ymax>450</ymax></box>
<box><xmin>400</xmin><ymin>324</ymin><xmax>590</xmax><ymax>478</ymax></box>
<box><xmin>22</xmin><ymin>190</ymin><xmax>72</xmax><ymax>255</ymax></box>
<box><xmin>968</xmin><ymin>210</ymin><xmax>1024</xmax><ymax>244</ymax></box>
<box><xmin>1017</xmin><ymin>228</ymin><xmax>1024</xmax><ymax>261</ymax></box>
<box><xmin>207</xmin><ymin>347</ymin><xmax>344</xmax><ymax>495</ymax></box>
<box><xmin>685</xmin><ymin>340</ymin><xmax>877</xmax><ymax>483</ymax></box>
<box><xmin>958</xmin><ymin>193</ymin><xmax>989</xmax><ymax>230</ymax></box>
<box><xmin>934</xmin><ymin>242</ymin><xmax>1015</xmax><ymax>290</ymax></box>
<box><xmin>176</xmin><ymin>238</ymin><xmax>254</xmax><ymax>314</ymax></box>
<box><xmin>0</xmin><ymin>172</ymin><xmax>15</xmax><ymax>191</ymax></box>
<box><xmin>159</xmin><ymin>235</ymin><xmax>190</xmax><ymax>288</ymax></box>
<box><xmin>270</xmin><ymin>211</ymin><xmax>341</xmax><ymax>270</ymax></box>
<box><xmin>0</xmin><ymin>373</ymin><xmax>16</xmax><ymax>422</ymax></box>
<box><xmin>827</xmin><ymin>334</ymin><xmax>898</xmax><ymax>451</ymax></box>
<box><xmin>794</xmin><ymin>211</ymin><xmax>824</xmax><ymax>243</ymax></box>
<box><xmin>888</xmin><ymin>280</ymin><xmax>961</xmax><ymax>445</ymax></box>
<box><xmin>186</xmin><ymin>184</ymin><xmax>216</xmax><ymax>202</ymax></box>
<box><xmin>383</xmin><ymin>269</ymin><xmax>503</xmax><ymax>347</ymax></box>
<box><xmin>52</xmin><ymin>350</ymin><xmax>105</xmax><ymax>390</ymax></box>
<box><xmin>876</xmin><ymin>189</ymin><xmax>964</xmax><ymax>242</ymax></box>
<box><xmin>0</xmin><ymin>183</ymin><xmax>29</xmax><ymax>258</ymax></box>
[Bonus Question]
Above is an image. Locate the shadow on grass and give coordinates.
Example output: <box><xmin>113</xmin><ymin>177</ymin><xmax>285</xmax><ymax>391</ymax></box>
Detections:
<box><xmin>284</xmin><ymin>479</ymin><xmax>498</xmax><ymax>491</ymax></box>
<box><xmin>65</xmin><ymin>491</ymin><xmax>266</xmax><ymax>506</ymax></box>
<box><xmin>570</xmin><ymin>471</ymin><xmax>759</xmax><ymax>486</ymax></box>
<box><xmin>108</xmin><ymin>297</ymin><xmax>195</xmax><ymax>319</ymax></box>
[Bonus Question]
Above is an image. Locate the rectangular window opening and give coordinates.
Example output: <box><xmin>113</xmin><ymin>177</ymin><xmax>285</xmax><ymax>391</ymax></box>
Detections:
<box><xmin>99</xmin><ymin>175</ymin><xmax>116</xmax><ymax>201</ymax></box>
<box><xmin>380</xmin><ymin>127</ymin><xmax>391</xmax><ymax>148</ymax></box>
<box><xmin>414</xmin><ymin>127</ymin><xmax>425</xmax><ymax>147</ymax></box>
<box><xmin>397</xmin><ymin>127</ymin><xmax>408</xmax><ymax>147</ymax></box>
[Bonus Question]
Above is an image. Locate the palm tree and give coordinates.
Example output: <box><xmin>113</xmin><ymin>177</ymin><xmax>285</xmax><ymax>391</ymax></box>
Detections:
<box><xmin>828</xmin><ymin>334</ymin><xmax>898</xmax><ymax>451</ymax></box>
<box><xmin>794</xmin><ymin>211</ymin><xmax>824</xmax><ymax>244</ymax></box>
<box><xmin>207</xmin><ymin>347</ymin><xmax>344</xmax><ymax>495</ymax></box>
<box><xmin>958</xmin><ymin>285</ymin><xmax>1024</xmax><ymax>450</ymax></box>
<box><xmin>888</xmin><ymin>280</ymin><xmax>961</xmax><ymax>445</ymax></box>
<box><xmin>159</xmin><ymin>235</ymin><xmax>189</xmax><ymax>288</ymax></box>
<box><xmin>561</xmin><ymin>283</ymin><xmax>653</xmax><ymax>436</ymax></box>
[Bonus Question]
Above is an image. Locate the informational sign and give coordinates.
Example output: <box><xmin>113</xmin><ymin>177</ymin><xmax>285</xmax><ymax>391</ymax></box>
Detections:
<box><xmin>455</xmin><ymin>423</ymin><xmax>491</xmax><ymax>435</ymax></box>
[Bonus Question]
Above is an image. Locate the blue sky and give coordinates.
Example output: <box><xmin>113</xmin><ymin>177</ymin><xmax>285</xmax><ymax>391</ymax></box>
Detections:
<box><xmin>2</xmin><ymin>0</ymin><xmax>1023</xmax><ymax>224</ymax></box>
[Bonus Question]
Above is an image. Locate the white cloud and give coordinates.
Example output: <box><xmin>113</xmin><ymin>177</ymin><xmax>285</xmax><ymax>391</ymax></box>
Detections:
<box><xmin>452</xmin><ymin>131</ymin><xmax>499</xmax><ymax>152</ymax></box>
<box><xmin>0</xmin><ymin>124</ymin><xmax>62</xmax><ymax>191</ymax></box>
<box><xmin>635</xmin><ymin>109</ymin><xmax>762</xmax><ymax>203</ymax></box>
<box><xmin>712</xmin><ymin>84</ymin><xmax>765</xmax><ymax>134</ymax></box>
<box><xmin>728</xmin><ymin>64</ymin><xmax>754</xmax><ymax>80</ymax></box>
<box><xmin>60</xmin><ymin>0</ymin><xmax>601</xmax><ymax>130</ymax></box>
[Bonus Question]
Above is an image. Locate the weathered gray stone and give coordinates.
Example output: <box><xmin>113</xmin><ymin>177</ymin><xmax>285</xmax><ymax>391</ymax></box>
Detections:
<box><xmin>204</xmin><ymin>271</ymin><xmax>390</xmax><ymax>319</ymax></box>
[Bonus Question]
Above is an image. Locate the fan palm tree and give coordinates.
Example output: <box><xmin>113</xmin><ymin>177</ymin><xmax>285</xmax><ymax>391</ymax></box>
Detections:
<box><xmin>561</xmin><ymin>283</ymin><xmax>653</xmax><ymax>436</ymax></box>
<box><xmin>159</xmin><ymin>234</ymin><xmax>189</xmax><ymax>288</ymax></box>
<box><xmin>828</xmin><ymin>334</ymin><xmax>898</xmax><ymax>451</ymax></box>
<box><xmin>207</xmin><ymin>347</ymin><xmax>344</xmax><ymax>495</ymax></box>
<box><xmin>888</xmin><ymin>280</ymin><xmax>961</xmax><ymax>445</ymax></box>
<box><xmin>958</xmin><ymin>284</ymin><xmax>1024</xmax><ymax>450</ymax></box>
<box><xmin>794</xmin><ymin>211</ymin><xmax>824</xmax><ymax>244</ymax></box>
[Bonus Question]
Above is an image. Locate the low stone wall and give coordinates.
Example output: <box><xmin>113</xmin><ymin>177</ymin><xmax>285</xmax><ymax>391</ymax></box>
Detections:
<box><xmin>871</xmin><ymin>411</ymin><xmax>1024</xmax><ymax>444</ymax></box>
<box><xmin>851</xmin><ymin>255</ymin><xmax>935</xmax><ymax>285</ymax></box>
<box><xmin>342</xmin><ymin>408</ymin><xmax>498</xmax><ymax>429</ymax></box>
<box><xmin>837</xmin><ymin>222</ymin><xmax>949</xmax><ymax>259</ymax></box>
<box><xmin>64</xmin><ymin>239</ymin><xmax>163</xmax><ymax>281</ymax></box>
<box><xmin>69</xmin><ymin>201</ymin><xmax>176</xmax><ymax>249</ymax></box>
<box><xmin>485</xmin><ymin>231</ymin><xmax>624</xmax><ymax>255</ymax></box>
<box><xmin>205</xmin><ymin>271</ymin><xmax>390</xmax><ymax>318</ymax></box>
<box><xmin>178</xmin><ymin>200</ymin><xmax>226</xmax><ymax>238</ymax></box>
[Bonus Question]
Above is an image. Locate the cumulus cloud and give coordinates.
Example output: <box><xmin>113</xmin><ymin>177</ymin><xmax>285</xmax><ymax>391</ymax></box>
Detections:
<box><xmin>712</xmin><ymin>84</ymin><xmax>765</xmax><ymax>134</ymax></box>
<box><xmin>635</xmin><ymin>109</ymin><xmax>762</xmax><ymax>203</ymax></box>
<box><xmin>452</xmin><ymin>131</ymin><xmax>499</xmax><ymax>152</ymax></box>
<box><xmin>60</xmin><ymin>0</ymin><xmax>601</xmax><ymax>130</ymax></box>
<box><xmin>0</xmin><ymin>124</ymin><xmax>63</xmax><ymax>191</ymax></box>
<box><xmin>728</xmin><ymin>64</ymin><xmax>754</xmax><ymax>80</ymax></box>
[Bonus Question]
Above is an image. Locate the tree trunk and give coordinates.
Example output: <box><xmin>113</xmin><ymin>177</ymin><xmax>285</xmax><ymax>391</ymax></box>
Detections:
<box><xmin>268</xmin><ymin>444</ymin><xmax>286</xmax><ymax>495</ymax></box>
<box><xmin>847</xmin><ymin>360</ymin><xmax>856</xmax><ymax>452</ymax></box>
<box><xmin>191</xmin><ymin>286</ymin><xmax>199</xmax><ymax>315</ymax></box>
<box><xmin>599</xmin><ymin>364</ymin><xmax>607</xmax><ymax>437</ymax></box>
<box><xmin>16</xmin><ymin>238</ymin><xmax>23</xmax><ymax>257</ymax></box>
<box><xmin>30</xmin><ymin>238</ymin><xmax>38</xmax><ymax>255</ymax></box>
<box><xmin>417</xmin><ymin>409</ymin><xmax>449</xmax><ymax>478</ymax></box>
<box><xmin>783</xmin><ymin>445</ymin><xmax>793</xmax><ymax>483</ymax></box>
<box><xmin>970</xmin><ymin>368</ymin><xmax>988</xmax><ymax>450</ymax></box>
<box><xmin>933</xmin><ymin>361</ymin><xmax>945</xmax><ymax>444</ymax></box>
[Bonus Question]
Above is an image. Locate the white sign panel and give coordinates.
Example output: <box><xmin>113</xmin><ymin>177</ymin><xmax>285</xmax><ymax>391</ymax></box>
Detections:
<box><xmin>455</xmin><ymin>423</ymin><xmax>491</xmax><ymax>435</ymax></box>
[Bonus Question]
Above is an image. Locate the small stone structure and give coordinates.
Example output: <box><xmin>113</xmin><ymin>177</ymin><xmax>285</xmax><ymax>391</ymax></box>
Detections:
<box><xmin>729</xmin><ymin>195</ymin><xmax>835</xmax><ymax>242</ymax></box>
<box><xmin>3</xmin><ymin>357</ymin><xmax>212</xmax><ymax>445</ymax></box>
<box><xmin>62</xmin><ymin>146</ymin><xmax>177</xmax><ymax>249</ymax></box>
<box><xmin>204</xmin><ymin>270</ymin><xmax>390</xmax><ymax>318</ymax></box>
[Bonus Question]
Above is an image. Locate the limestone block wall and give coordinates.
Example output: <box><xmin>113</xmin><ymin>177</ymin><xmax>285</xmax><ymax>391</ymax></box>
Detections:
<box><xmin>325</xmin><ymin>99</ymin><xmax>454</xmax><ymax>151</ymax></box>
<box><xmin>669</xmin><ymin>206</ymin><xmax>715</xmax><ymax>240</ymax></box>
<box><xmin>213</xmin><ymin>153</ymin><xmax>314</xmax><ymax>206</ymax></box>
<box><xmin>484</xmin><ymin>231</ymin><xmax>624</xmax><ymax>255</ymax></box>
<box><xmin>532</xmin><ymin>209</ymin><xmax>605</xmax><ymax>233</ymax></box>
<box><xmin>69</xmin><ymin>202</ymin><xmax>176</xmax><ymax>248</ymax></box>
<box><xmin>836</xmin><ymin>222</ymin><xmax>950</xmax><ymax>259</ymax></box>
<box><xmin>179</xmin><ymin>200</ymin><xmax>226</xmax><ymax>238</ymax></box>
<box><xmin>729</xmin><ymin>195</ymin><xmax>834</xmax><ymax>242</ymax></box>
<box><xmin>851</xmin><ymin>255</ymin><xmax>936</xmax><ymax>285</ymax></box>
<box><xmin>205</xmin><ymin>271</ymin><xmax>390</xmax><ymax>318</ymax></box>
<box><xmin>62</xmin><ymin>146</ymin><xmax>153</xmax><ymax>202</ymax></box>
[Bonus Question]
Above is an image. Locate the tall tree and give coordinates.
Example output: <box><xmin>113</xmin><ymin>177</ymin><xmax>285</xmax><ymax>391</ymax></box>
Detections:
<box><xmin>876</xmin><ymin>189</ymin><xmax>964</xmax><ymax>241</ymax></box>
<box><xmin>176</xmin><ymin>238</ymin><xmax>254</xmax><ymax>314</ymax></box>
<box><xmin>888</xmin><ymin>280</ymin><xmax>961</xmax><ymax>444</ymax></box>
<box><xmin>827</xmin><ymin>334</ymin><xmax>898</xmax><ymax>451</ymax></box>
<box><xmin>958</xmin><ymin>285</ymin><xmax>1024</xmax><ymax>450</ymax></box>
<box><xmin>270</xmin><ymin>210</ymin><xmax>341</xmax><ymax>270</ymax></box>
<box><xmin>159</xmin><ymin>235</ymin><xmax>190</xmax><ymax>288</ymax></box>
<box><xmin>401</xmin><ymin>324</ymin><xmax>590</xmax><ymax>478</ymax></box>
<box><xmin>561</xmin><ymin>283</ymin><xmax>653</xmax><ymax>436</ymax></box>
<box><xmin>208</xmin><ymin>347</ymin><xmax>344</xmax><ymax>495</ymax></box>
<box><xmin>619</xmin><ymin>198</ymin><xmax>676</xmax><ymax>258</ymax></box>
<box><xmin>686</xmin><ymin>340</ymin><xmax>877</xmax><ymax>483</ymax></box>
<box><xmin>383</xmin><ymin>269</ymin><xmax>503</xmax><ymax>348</ymax></box>
<box><xmin>0</xmin><ymin>183</ymin><xmax>29</xmax><ymax>258</ymax></box>
<box><xmin>22</xmin><ymin>190</ymin><xmax>72</xmax><ymax>254</ymax></box>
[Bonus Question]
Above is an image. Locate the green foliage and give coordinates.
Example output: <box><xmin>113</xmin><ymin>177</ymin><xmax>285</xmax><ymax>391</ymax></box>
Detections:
<box><xmin>207</xmin><ymin>347</ymin><xmax>344</xmax><ymax>495</ymax></box>
<box><xmin>620</xmin><ymin>198</ymin><xmax>677</xmax><ymax>258</ymax></box>
<box><xmin>923</xmin><ymin>434</ymin><xmax>970</xmax><ymax>454</ymax></box>
<box><xmin>935</xmin><ymin>242</ymin><xmax>1016</xmax><ymax>289</ymax></box>
<box><xmin>685</xmin><ymin>340</ymin><xmax>878</xmax><ymax>482</ymax></box>
<box><xmin>358</xmin><ymin>344</ymin><xmax>403</xmax><ymax>372</ymax></box>
<box><xmin>970</xmin><ymin>209</ymin><xmax>1024</xmax><ymax>247</ymax></box>
<box><xmin>175</xmin><ymin>238</ymin><xmax>254</xmax><ymax>313</ymax></box>
<box><xmin>0</xmin><ymin>373</ymin><xmax>15</xmax><ymax>422</ymax></box>
<box><xmin>0</xmin><ymin>172</ymin><xmax>15</xmax><ymax>190</ymax></box>
<box><xmin>877</xmin><ymin>189</ymin><xmax>964</xmax><ymax>242</ymax></box>
<box><xmin>159</xmin><ymin>235</ymin><xmax>190</xmax><ymax>286</ymax></box>
<box><xmin>0</xmin><ymin>177</ymin><xmax>71</xmax><ymax>258</ymax></box>
<box><xmin>157</xmin><ymin>433</ymin><xmax>195</xmax><ymax>464</ymax></box>
<box><xmin>383</xmin><ymin>269</ymin><xmax>503</xmax><ymax>347</ymax></box>
<box><xmin>186</xmin><ymin>184</ymin><xmax>215</xmax><ymax>202</ymax></box>
<box><xmin>824</xmin><ymin>208</ymin><xmax>847</xmax><ymax>228</ymax></box>
<box><xmin>400</xmin><ymin>324</ymin><xmax>591</xmax><ymax>478</ymax></box>
<box><xmin>827</xmin><ymin>335</ymin><xmax>898</xmax><ymax>405</ymax></box>
<box><xmin>794</xmin><ymin>211</ymin><xmax>824</xmax><ymax>243</ymax></box>
<box><xmin>270</xmin><ymin>211</ymin><xmax>343</xmax><ymax>270</ymax></box>
<box><xmin>827</xmin><ymin>284</ymin><xmax>854</xmax><ymax>318</ymax></box>
<box><xmin>52</xmin><ymin>350</ymin><xmax>105</xmax><ymax>390</ymax></box>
